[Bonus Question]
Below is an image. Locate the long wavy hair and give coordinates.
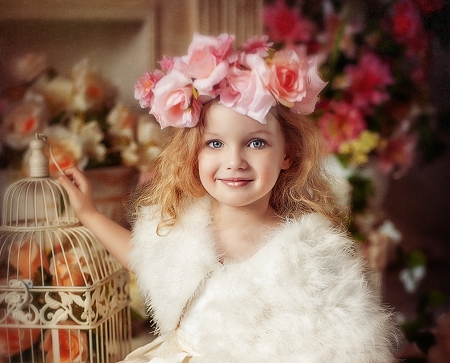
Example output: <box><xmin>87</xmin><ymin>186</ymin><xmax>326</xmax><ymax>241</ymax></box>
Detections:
<box><xmin>132</xmin><ymin>102</ymin><xmax>348</xmax><ymax>232</ymax></box>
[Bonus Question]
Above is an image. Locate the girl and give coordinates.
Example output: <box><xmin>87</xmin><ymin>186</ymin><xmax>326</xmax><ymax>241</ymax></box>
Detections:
<box><xmin>60</xmin><ymin>33</ymin><xmax>397</xmax><ymax>362</ymax></box>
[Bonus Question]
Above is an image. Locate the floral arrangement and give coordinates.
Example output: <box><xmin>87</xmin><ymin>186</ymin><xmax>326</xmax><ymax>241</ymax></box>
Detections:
<box><xmin>262</xmin><ymin>0</ymin><xmax>448</xmax><ymax>360</ymax></box>
<box><xmin>134</xmin><ymin>32</ymin><xmax>327</xmax><ymax>128</ymax></box>
<box><xmin>0</xmin><ymin>53</ymin><xmax>164</xmax><ymax>178</ymax></box>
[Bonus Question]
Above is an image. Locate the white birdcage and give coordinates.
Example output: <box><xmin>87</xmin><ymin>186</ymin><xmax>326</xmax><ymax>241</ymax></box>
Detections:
<box><xmin>0</xmin><ymin>134</ymin><xmax>132</xmax><ymax>363</ymax></box>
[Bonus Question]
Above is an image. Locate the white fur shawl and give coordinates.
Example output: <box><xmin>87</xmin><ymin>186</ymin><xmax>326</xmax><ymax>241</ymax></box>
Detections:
<box><xmin>129</xmin><ymin>197</ymin><xmax>397</xmax><ymax>362</ymax></box>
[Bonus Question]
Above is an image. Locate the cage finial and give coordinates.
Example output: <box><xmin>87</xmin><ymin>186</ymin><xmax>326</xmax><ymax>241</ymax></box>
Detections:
<box><xmin>29</xmin><ymin>133</ymin><xmax>50</xmax><ymax>178</ymax></box>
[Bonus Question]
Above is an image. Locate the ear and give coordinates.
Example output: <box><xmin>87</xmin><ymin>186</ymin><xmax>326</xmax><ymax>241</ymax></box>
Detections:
<box><xmin>281</xmin><ymin>153</ymin><xmax>293</xmax><ymax>171</ymax></box>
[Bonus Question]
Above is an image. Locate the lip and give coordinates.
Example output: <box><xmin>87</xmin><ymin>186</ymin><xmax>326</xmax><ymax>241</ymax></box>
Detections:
<box><xmin>218</xmin><ymin>178</ymin><xmax>253</xmax><ymax>187</ymax></box>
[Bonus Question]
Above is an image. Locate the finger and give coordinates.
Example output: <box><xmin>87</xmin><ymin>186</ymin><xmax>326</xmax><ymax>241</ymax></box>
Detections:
<box><xmin>59</xmin><ymin>174</ymin><xmax>79</xmax><ymax>194</ymax></box>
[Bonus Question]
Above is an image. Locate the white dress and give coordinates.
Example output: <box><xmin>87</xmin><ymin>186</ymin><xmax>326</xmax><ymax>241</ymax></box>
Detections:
<box><xmin>124</xmin><ymin>196</ymin><xmax>397</xmax><ymax>363</ymax></box>
<box><xmin>120</xmin><ymin>263</ymin><xmax>226</xmax><ymax>362</ymax></box>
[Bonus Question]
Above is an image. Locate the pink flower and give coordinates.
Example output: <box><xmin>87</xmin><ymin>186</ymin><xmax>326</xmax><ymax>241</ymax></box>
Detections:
<box><xmin>134</xmin><ymin>70</ymin><xmax>164</xmax><ymax>108</ymax></box>
<box><xmin>0</xmin><ymin>313</ymin><xmax>41</xmax><ymax>360</ymax></box>
<box><xmin>345</xmin><ymin>53</ymin><xmax>393</xmax><ymax>113</ymax></box>
<box><xmin>192</xmin><ymin>60</ymin><xmax>230</xmax><ymax>100</ymax></box>
<box><xmin>174</xmin><ymin>33</ymin><xmax>236</xmax><ymax>100</ymax></box>
<box><xmin>150</xmin><ymin>70</ymin><xmax>200</xmax><ymax>128</ymax></box>
<box><xmin>262</xmin><ymin>0</ymin><xmax>316</xmax><ymax>43</ymax></box>
<box><xmin>220</xmin><ymin>53</ymin><xmax>275</xmax><ymax>123</ymax></box>
<box><xmin>291</xmin><ymin>56</ymin><xmax>327</xmax><ymax>114</ymax></box>
<box><xmin>239</xmin><ymin>35</ymin><xmax>272</xmax><ymax>57</ymax></box>
<box><xmin>267</xmin><ymin>49</ymin><xmax>309</xmax><ymax>108</ymax></box>
<box><xmin>9</xmin><ymin>238</ymin><xmax>49</xmax><ymax>286</ymax></box>
<box><xmin>42</xmin><ymin>322</ymin><xmax>88</xmax><ymax>363</ymax></box>
<box><xmin>182</xmin><ymin>33</ymin><xmax>235</xmax><ymax>76</ymax></box>
<box><xmin>49</xmin><ymin>247</ymin><xmax>91</xmax><ymax>286</ymax></box>
<box><xmin>377</xmin><ymin>123</ymin><xmax>417</xmax><ymax>178</ymax></box>
<box><xmin>159</xmin><ymin>55</ymin><xmax>176</xmax><ymax>72</ymax></box>
<box><xmin>390</xmin><ymin>0</ymin><xmax>428</xmax><ymax>54</ymax></box>
<box><xmin>318</xmin><ymin>101</ymin><xmax>367</xmax><ymax>153</ymax></box>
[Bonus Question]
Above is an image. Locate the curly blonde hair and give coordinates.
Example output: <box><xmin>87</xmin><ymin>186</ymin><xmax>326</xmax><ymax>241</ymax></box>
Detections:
<box><xmin>132</xmin><ymin>102</ymin><xmax>347</xmax><ymax>231</ymax></box>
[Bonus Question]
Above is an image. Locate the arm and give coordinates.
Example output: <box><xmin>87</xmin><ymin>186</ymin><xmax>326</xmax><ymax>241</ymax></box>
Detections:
<box><xmin>59</xmin><ymin>167</ymin><xmax>132</xmax><ymax>270</ymax></box>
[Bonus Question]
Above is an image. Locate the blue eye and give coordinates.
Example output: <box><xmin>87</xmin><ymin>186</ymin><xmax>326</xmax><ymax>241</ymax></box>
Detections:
<box><xmin>207</xmin><ymin>140</ymin><xmax>223</xmax><ymax>149</ymax></box>
<box><xmin>248</xmin><ymin>139</ymin><xmax>266</xmax><ymax>149</ymax></box>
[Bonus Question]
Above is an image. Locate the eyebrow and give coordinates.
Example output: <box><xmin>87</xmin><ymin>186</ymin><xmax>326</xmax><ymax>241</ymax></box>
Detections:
<box><xmin>204</xmin><ymin>130</ymin><xmax>275</xmax><ymax>138</ymax></box>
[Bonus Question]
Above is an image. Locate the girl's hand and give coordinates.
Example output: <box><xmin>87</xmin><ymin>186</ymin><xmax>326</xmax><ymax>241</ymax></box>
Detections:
<box><xmin>59</xmin><ymin>167</ymin><xmax>133</xmax><ymax>268</ymax></box>
<box><xmin>59</xmin><ymin>167</ymin><xmax>98</xmax><ymax>223</ymax></box>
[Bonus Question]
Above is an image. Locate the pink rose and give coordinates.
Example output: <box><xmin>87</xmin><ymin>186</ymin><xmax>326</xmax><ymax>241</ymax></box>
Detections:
<box><xmin>220</xmin><ymin>53</ymin><xmax>275</xmax><ymax>123</ymax></box>
<box><xmin>49</xmin><ymin>247</ymin><xmax>91</xmax><ymax>286</ymax></box>
<box><xmin>42</xmin><ymin>322</ymin><xmax>88</xmax><ymax>363</ymax></box>
<box><xmin>9</xmin><ymin>239</ymin><xmax>50</xmax><ymax>283</ymax></box>
<box><xmin>179</xmin><ymin>33</ymin><xmax>236</xmax><ymax>99</ymax></box>
<box><xmin>267</xmin><ymin>49</ymin><xmax>309</xmax><ymax>108</ymax></box>
<box><xmin>291</xmin><ymin>56</ymin><xmax>328</xmax><ymax>114</ymax></box>
<box><xmin>192</xmin><ymin>60</ymin><xmax>229</xmax><ymax>100</ymax></box>
<box><xmin>182</xmin><ymin>33</ymin><xmax>235</xmax><ymax>78</ymax></box>
<box><xmin>134</xmin><ymin>70</ymin><xmax>164</xmax><ymax>109</ymax></box>
<box><xmin>0</xmin><ymin>313</ymin><xmax>41</xmax><ymax>360</ymax></box>
<box><xmin>318</xmin><ymin>101</ymin><xmax>367</xmax><ymax>153</ymax></box>
<box><xmin>150</xmin><ymin>70</ymin><xmax>200</xmax><ymax>128</ymax></box>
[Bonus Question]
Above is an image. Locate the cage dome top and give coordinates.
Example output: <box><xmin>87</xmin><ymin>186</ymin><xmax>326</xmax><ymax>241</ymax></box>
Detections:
<box><xmin>1</xmin><ymin>134</ymin><xmax>78</xmax><ymax>229</ymax></box>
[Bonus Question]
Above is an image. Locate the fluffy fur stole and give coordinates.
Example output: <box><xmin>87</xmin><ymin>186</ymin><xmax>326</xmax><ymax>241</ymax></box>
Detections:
<box><xmin>129</xmin><ymin>197</ymin><xmax>397</xmax><ymax>362</ymax></box>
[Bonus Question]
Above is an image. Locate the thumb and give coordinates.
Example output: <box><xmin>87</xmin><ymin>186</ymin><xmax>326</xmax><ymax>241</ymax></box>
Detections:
<box><xmin>58</xmin><ymin>173</ymin><xmax>72</xmax><ymax>188</ymax></box>
<box><xmin>59</xmin><ymin>174</ymin><xmax>80</xmax><ymax>197</ymax></box>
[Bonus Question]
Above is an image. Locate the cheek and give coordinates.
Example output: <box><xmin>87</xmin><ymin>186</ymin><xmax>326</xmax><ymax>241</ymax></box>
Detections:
<box><xmin>197</xmin><ymin>153</ymin><xmax>213</xmax><ymax>183</ymax></box>
<box><xmin>259</xmin><ymin>159</ymin><xmax>283</xmax><ymax>184</ymax></box>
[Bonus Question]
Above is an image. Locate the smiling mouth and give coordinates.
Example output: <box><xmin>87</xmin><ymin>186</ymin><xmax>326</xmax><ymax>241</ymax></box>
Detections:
<box><xmin>218</xmin><ymin>178</ymin><xmax>253</xmax><ymax>187</ymax></box>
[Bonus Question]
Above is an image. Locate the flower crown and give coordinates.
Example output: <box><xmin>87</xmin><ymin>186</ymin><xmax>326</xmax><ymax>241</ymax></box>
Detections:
<box><xmin>134</xmin><ymin>33</ymin><xmax>327</xmax><ymax>129</ymax></box>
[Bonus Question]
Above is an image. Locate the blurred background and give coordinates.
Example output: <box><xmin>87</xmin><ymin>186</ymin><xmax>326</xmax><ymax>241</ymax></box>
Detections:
<box><xmin>0</xmin><ymin>0</ymin><xmax>449</xmax><ymax>361</ymax></box>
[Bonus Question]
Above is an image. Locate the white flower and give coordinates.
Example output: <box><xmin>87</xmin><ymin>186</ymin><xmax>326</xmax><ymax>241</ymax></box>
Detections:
<box><xmin>378</xmin><ymin>220</ymin><xmax>402</xmax><ymax>243</ymax></box>
<box><xmin>11</xmin><ymin>53</ymin><xmax>49</xmax><ymax>83</ymax></box>
<box><xmin>399</xmin><ymin>265</ymin><xmax>426</xmax><ymax>293</ymax></box>
<box><xmin>39</xmin><ymin>75</ymin><xmax>74</xmax><ymax>116</ymax></box>
<box><xmin>69</xmin><ymin>117</ymin><xmax>106</xmax><ymax>162</ymax></box>
<box><xmin>121</xmin><ymin>141</ymin><xmax>139</xmax><ymax>166</ymax></box>
<box><xmin>70</xmin><ymin>58</ymin><xmax>117</xmax><ymax>112</ymax></box>
<box><xmin>1</xmin><ymin>92</ymin><xmax>49</xmax><ymax>150</ymax></box>
<box><xmin>136</xmin><ymin>115</ymin><xmax>163</xmax><ymax>144</ymax></box>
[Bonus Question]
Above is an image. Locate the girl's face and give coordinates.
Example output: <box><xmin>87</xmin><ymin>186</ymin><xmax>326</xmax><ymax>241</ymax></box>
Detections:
<box><xmin>198</xmin><ymin>103</ymin><xmax>291</xmax><ymax>210</ymax></box>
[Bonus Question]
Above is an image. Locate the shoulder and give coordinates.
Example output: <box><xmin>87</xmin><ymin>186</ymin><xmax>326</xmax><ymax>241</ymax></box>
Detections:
<box><xmin>273</xmin><ymin>213</ymin><xmax>356</xmax><ymax>264</ymax></box>
<box><xmin>245</xmin><ymin>213</ymin><xmax>363</xmax><ymax>297</ymax></box>
<box><xmin>132</xmin><ymin>195</ymin><xmax>211</xmax><ymax>239</ymax></box>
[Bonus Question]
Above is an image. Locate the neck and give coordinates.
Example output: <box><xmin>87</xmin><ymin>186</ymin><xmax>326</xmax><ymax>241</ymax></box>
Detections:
<box><xmin>210</xmin><ymin>198</ymin><xmax>281</xmax><ymax>263</ymax></box>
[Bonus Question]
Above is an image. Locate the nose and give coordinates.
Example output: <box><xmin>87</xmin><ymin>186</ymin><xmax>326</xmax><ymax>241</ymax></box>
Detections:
<box><xmin>226</xmin><ymin>147</ymin><xmax>248</xmax><ymax>170</ymax></box>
